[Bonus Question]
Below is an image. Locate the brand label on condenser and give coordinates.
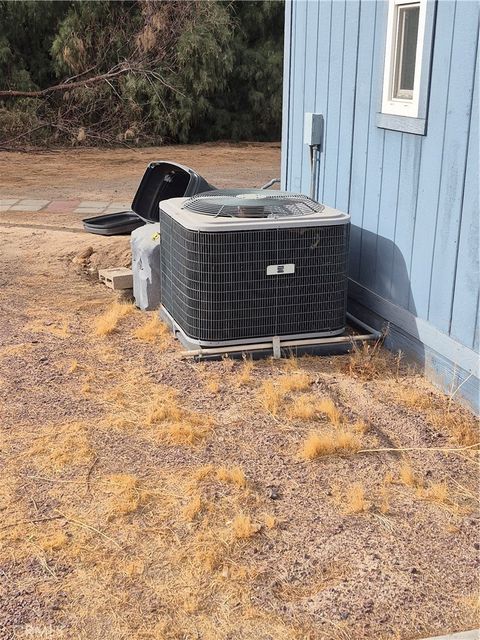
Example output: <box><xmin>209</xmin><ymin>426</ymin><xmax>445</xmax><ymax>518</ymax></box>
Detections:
<box><xmin>266</xmin><ymin>264</ymin><xmax>295</xmax><ymax>275</ymax></box>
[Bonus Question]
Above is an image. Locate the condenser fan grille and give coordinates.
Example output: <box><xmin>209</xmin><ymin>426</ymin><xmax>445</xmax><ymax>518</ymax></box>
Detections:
<box><xmin>183</xmin><ymin>189</ymin><xmax>325</xmax><ymax>218</ymax></box>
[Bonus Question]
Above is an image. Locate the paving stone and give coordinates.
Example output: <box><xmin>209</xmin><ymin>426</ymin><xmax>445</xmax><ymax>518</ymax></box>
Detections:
<box><xmin>0</xmin><ymin>198</ymin><xmax>19</xmax><ymax>205</ymax></box>
<box><xmin>45</xmin><ymin>200</ymin><xmax>81</xmax><ymax>211</ymax></box>
<box><xmin>74</xmin><ymin>208</ymin><xmax>106</xmax><ymax>214</ymax></box>
<box><xmin>17</xmin><ymin>199</ymin><xmax>50</xmax><ymax>206</ymax></box>
<box><xmin>9</xmin><ymin>204</ymin><xmax>45</xmax><ymax>211</ymax></box>
<box><xmin>78</xmin><ymin>201</ymin><xmax>109</xmax><ymax>208</ymax></box>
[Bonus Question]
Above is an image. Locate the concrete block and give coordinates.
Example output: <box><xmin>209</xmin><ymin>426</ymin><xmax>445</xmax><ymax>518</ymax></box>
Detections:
<box><xmin>0</xmin><ymin>198</ymin><xmax>19</xmax><ymax>205</ymax></box>
<box><xmin>99</xmin><ymin>267</ymin><xmax>133</xmax><ymax>290</ymax></box>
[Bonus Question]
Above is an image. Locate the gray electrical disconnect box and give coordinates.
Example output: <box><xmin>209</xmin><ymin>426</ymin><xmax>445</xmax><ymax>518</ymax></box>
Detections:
<box><xmin>304</xmin><ymin>113</ymin><xmax>324</xmax><ymax>148</ymax></box>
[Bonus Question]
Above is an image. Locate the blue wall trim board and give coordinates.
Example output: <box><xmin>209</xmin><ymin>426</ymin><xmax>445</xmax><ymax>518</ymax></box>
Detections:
<box><xmin>282</xmin><ymin>0</ymin><xmax>480</xmax><ymax>413</ymax></box>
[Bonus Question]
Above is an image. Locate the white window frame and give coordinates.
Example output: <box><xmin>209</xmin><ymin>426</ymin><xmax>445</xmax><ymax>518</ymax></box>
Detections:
<box><xmin>381</xmin><ymin>0</ymin><xmax>428</xmax><ymax>118</ymax></box>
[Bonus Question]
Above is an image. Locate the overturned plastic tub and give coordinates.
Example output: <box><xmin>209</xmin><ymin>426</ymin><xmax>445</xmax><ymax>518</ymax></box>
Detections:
<box><xmin>83</xmin><ymin>161</ymin><xmax>216</xmax><ymax>236</ymax></box>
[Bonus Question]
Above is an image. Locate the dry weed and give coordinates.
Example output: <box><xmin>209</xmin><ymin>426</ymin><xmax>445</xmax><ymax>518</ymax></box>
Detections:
<box><xmin>232</xmin><ymin>514</ymin><xmax>258</xmax><ymax>539</ymax></box>
<box><xmin>264</xmin><ymin>514</ymin><xmax>277</xmax><ymax>529</ymax></box>
<box><xmin>133</xmin><ymin>315</ymin><xmax>168</xmax><ymax>343</ymax></box>
<box><xmin>146</xmin><ymin>388</ymin><xmax>183</xmax><ymax>424</ymax></box>
<box><xmin>353</xmin><ymin>419</ymin><xmax>368</xmax><ymax>434</ymax></box>
<box><xmin>183</xmin><ymin>494</ymin><xmax>203</xmax><ymax>521</ymax></box>
<box><xmin>68</xmin><ymin>359</ymin><xmax>79</xmax><ymax>373</ymax></box>
<box><xmin>259</xmin><ymin>380</ymin><xmax>284</xmax><ymax>415</ymax></box>
<box><xmin>278</xmin><ymin>372</ymin><xmax>311</xmax><ymax>393</ymax></box>
<box><xmin>38</xmin><ymin>531</ymin><xmax>68</xmax><ymax>552</ymax></box>
<box><xmin>379</xmin><ymin>485</ymin><xmax>391</xmax><ymax>514</ymax></box>
<box><xmin>395</xmin><ymin>383</ymin><xmax>479</xmax><ymax>447</ymax></box>
<box><xmin>300</xmin><ymin>429</ymin><xmax>361</xmax><ymax>460</ymax></box>
<box><xmin>216</xmin><ymin>466</ymin><xmax>247</xmax><ymax>488</ymax></box>
<box><xmin>104</xmin><ymin>474</ymin><xmax>151</xmax><ymax>519</ymax></box>
<box><xmin>26</xmin><ymin>422</ymin><xmax>93</xmax><ymax>471</ymax></box>
<box><xmin>94</xmin><ymin>302</ymin><xmax>133</xmax><ymax>336</ymax></box>
<box><xmin>205</xmin><ymin>378</ymin><xmax>221</xmax><ymax>394</ymax></box>
<box><xmin>399</xmin><ymin>461</ymin><xmax>420</xmax><ymax>488</ymax></box>
<box><xmin>343</xmin><ymin>483</ymin><xmax>370</xmax><ymax>514</ymax></box>
<box><xmin>317</xmin><ymin>398</ymin><xmax>341</xmax><ymax>426</ymax></box>
<box><xmin>286</xmin><ymin>394</ymin><xmax>317</xmax><ymax>420</ymax></box>
<box><xmin>347</xmin><ymin>338</ymin><xmax>390</xmax><ymax>379</ymax></box>
<box><xmin>236</xmin><ymin>358</ymin><xmax>254</xmax><ymax>386</ymax></box>
<box><xmin>419</xmin><ymin>481</ymin><xmax>449</xmax><ymax>505</ymax></box>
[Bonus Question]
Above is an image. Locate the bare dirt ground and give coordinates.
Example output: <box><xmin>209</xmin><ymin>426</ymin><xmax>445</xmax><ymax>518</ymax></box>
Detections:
<box><xmin>0</xmin><ymin>144</ymin><xmax>478</xmax><ymax>640</ymax></box>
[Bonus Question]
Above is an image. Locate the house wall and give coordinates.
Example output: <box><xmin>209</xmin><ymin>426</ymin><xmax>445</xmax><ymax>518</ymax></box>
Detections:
<box><xmin>281</xmin><ymin>0</ymin><xmax>479</xmax><ymax>410</ymax></box>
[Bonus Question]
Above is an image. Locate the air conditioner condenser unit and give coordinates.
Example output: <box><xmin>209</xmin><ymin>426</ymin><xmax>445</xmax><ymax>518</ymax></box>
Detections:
<box><xmin>159</xmin><ymin>189</ymin><xmax>350</xmax><ymax>348</ymax></box>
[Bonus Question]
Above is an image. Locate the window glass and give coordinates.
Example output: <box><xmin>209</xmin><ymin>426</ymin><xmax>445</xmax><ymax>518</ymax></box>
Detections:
<box><xmin>393</xmin><ymin>4</ymin><xmax>420</xmax><ymax>100</ymax></box>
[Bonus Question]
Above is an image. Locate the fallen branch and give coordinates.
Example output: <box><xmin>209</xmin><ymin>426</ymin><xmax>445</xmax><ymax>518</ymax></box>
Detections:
<box><xmin>55</xmin><ymin>510</ymin><xmax>122</xmax><ymax>549</ymax></box>
<box><xmin>0</xmin><ymin>515</ymin><xmax>64</xmax><ymax>531</ymax></box>
<box><xmin>0</xmin><ymin>64</ymin><xmax>133</xmax><ymax>98</ymax></box>
<box><xmin>358</xmin><ymin>442</ymin><xmax>479</xmax><ymax>454</ymax></box>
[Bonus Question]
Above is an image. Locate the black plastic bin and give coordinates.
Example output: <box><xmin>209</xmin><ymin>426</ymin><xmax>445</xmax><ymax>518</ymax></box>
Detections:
<box><xmin>83</xmin><ymin>161</ymin><xmax>215</xmax><ymax>236</ymax></box>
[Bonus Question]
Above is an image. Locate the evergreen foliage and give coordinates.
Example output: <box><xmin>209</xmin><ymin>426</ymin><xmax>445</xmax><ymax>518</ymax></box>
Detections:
<box><xmin>0</xmin><ymin>0</ymin><xmax>284</xmax><ymax>146</ymax></box>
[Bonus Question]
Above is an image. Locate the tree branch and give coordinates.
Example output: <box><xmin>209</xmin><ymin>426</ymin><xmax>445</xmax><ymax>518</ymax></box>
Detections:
<box><xmin>0</xmin><ymin>64</ymin><xmax>133</xmax><ymax>98</ymax></box>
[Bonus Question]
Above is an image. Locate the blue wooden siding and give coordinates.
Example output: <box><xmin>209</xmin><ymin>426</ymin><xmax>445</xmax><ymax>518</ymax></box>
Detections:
<box><xmin>281</xmin><ymin>0</ymin><xmax>479</xmax><ymax>409</ymax></box>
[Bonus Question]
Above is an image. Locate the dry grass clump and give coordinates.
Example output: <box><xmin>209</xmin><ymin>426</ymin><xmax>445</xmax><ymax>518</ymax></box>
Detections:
<box><xmin>419</xmin><ymin>481</ymin><xmax>449</xmax><ymax>505</ymax></box>
<box><xmin>259</xmin><ymin>373</ymin><xmax>311</xmax><ymax>416</ymax></box>
<box><xmin>146</xmin><ymin>388</ymin><xmax>183</xmax><ymax>424</ymax></box>
<box><xmin>264</xmin><ymin>514</ymin><xmax>277</xmax><ymax>529</ymax></box>
<box><xmin>133</xmin><ymin>315</ymin><xmax>169</xmax><ymax>343</ymax></box>
<box><xmin>205</xmin><ymin>378</ymin><xmax>221</xmax><ymax>394</ymax></box>
<box><xmin>103</xmin><ymin>378</ymin><xmax>214</xmax><ymax>445</ymax></box>
<box><xmin>343</xmin><ymin>483</ymin><xmax>370</xmax><ymax>514</ymax></box>
<box><xmin>399</xmin><ymin>461</ymin><xmax>420</xmax><ymax>488</ymax></box>
<box><xmin>183</xmin><ymin>494</ymin><xmax>203</xmax><ymax>521</ymax></box>
<box><xmin>94</xmin><ymin>302</ymin><xmax>133</xmax><ymax>336</ymax></box>
<box><xmin>317</xmin><ymin>398</ymin><xmax>341</xmax><ymax>426</ymax></box>
<box><xmin>216</xmin><ymin>466</ymin><xmax>247</xmax><ymax>488</ymax></box>
<box><xmin>68</xmin><ymin>359</ymin><xmax>79</xmax><ymax>373</ymax></box>
<box><xmin>38</xmin><ymin>531</ymin><xmax>69</xmax><ymax>552</ymax></box>
<box><xmin>278</xmin><ymin>372</ymin><xmax>311</xmax><ymax>393</ymax></box>
<box><xmin>104</xmin><ymin>474</ymin><xmax>152</xmax><ymax>519</ymax></box>
<box><xmin>286</xmin><ymin>394</ymin><xmax>318</xmax><ymax>420</ymax></box>
<box><xmin>346</xmin><ymin>338</ymin><xmax>390</xmax><ymax>379</ymax></box>
<box><xmin>26</xmin><ymin>422</ymin><xmax>94</xmax><ymax>471</ymax></box>
<box><xmin>300</xmin><ymin>428</ymin><xmax>361</xmax><ymax>460</ymax></box>
<box><xmin>352</xmin><ymin>419</ymin><xmax>368</xmax><ymax>434</ymax></box>
<box><xmin>395</xmin><ymin>383</ymin><xmax>479</xmax><ymax>447</ymax></box>
<box><xmin>165</xmin><ymin>419</ymin><xmax>213</xmax><ymax>445</ymax></box>
<box><xmin>259</xmin><ymin>380</ymin><xmax>284</xmax><ymax>416</ymax></box>
<box><xmin>232</xmin><ymin>514</ymin><xmax>258</xmax><ymax>539</ymax></box>
<box><xmin>236</xmin><ymin>358</ymin><xmax>254</xmax><ymax>386</ymax></box>
<box><xmin>283</xmin><ymin>353</ymin><xmax>299</xmax><ymax>371</ymax></box>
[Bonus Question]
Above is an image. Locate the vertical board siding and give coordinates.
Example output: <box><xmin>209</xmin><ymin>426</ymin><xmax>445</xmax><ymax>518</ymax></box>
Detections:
<box><xmin>283</xmin><ymin>0</ymin><xmax>479</xmax><ymax>393</ymax></box>
<box><xmin>347</xmin><ymin>0</ymin><xmax>377</xmax><ymax>281</ymax></box>
<box><xmin>450</xmin><ymin>42</ymin><xmax>479</xmax><ymax>349</ymax></box>
<box><xmin>358</xmin><ymin>0</ymin><xmax>387</xmax><ymax>291</ymax></box>
<box><xmin>427</xmin><ymin>0</ymin><xmax>479</xmax><ymax>334</ymax></box>
<box><xmin>334</xmin><ymin>0</ymin><xmax>361</xmax><ymax>212</ymax></box>
<box><xmin>374</xmin><ymin>130</ymin><xmax>402</xmax><ymax>299</ymax></box>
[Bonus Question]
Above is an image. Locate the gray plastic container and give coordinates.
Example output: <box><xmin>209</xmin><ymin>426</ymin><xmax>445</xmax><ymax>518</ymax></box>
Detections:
<box><xmin>131</xmin><ymin>223</ymin><xmax>161</xmax><ymax>311</ymax></box>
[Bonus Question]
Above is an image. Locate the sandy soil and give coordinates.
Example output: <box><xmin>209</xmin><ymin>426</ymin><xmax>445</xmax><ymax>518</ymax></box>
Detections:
<box><xmin>0</xmin><ymin>142</ymin><xmax>281</xmax><ymax>200</ymax></box>
<box><xmin>0</xmin><ymin>145</ymin><xmax>478</xmax><ymax>640</ymax></box>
